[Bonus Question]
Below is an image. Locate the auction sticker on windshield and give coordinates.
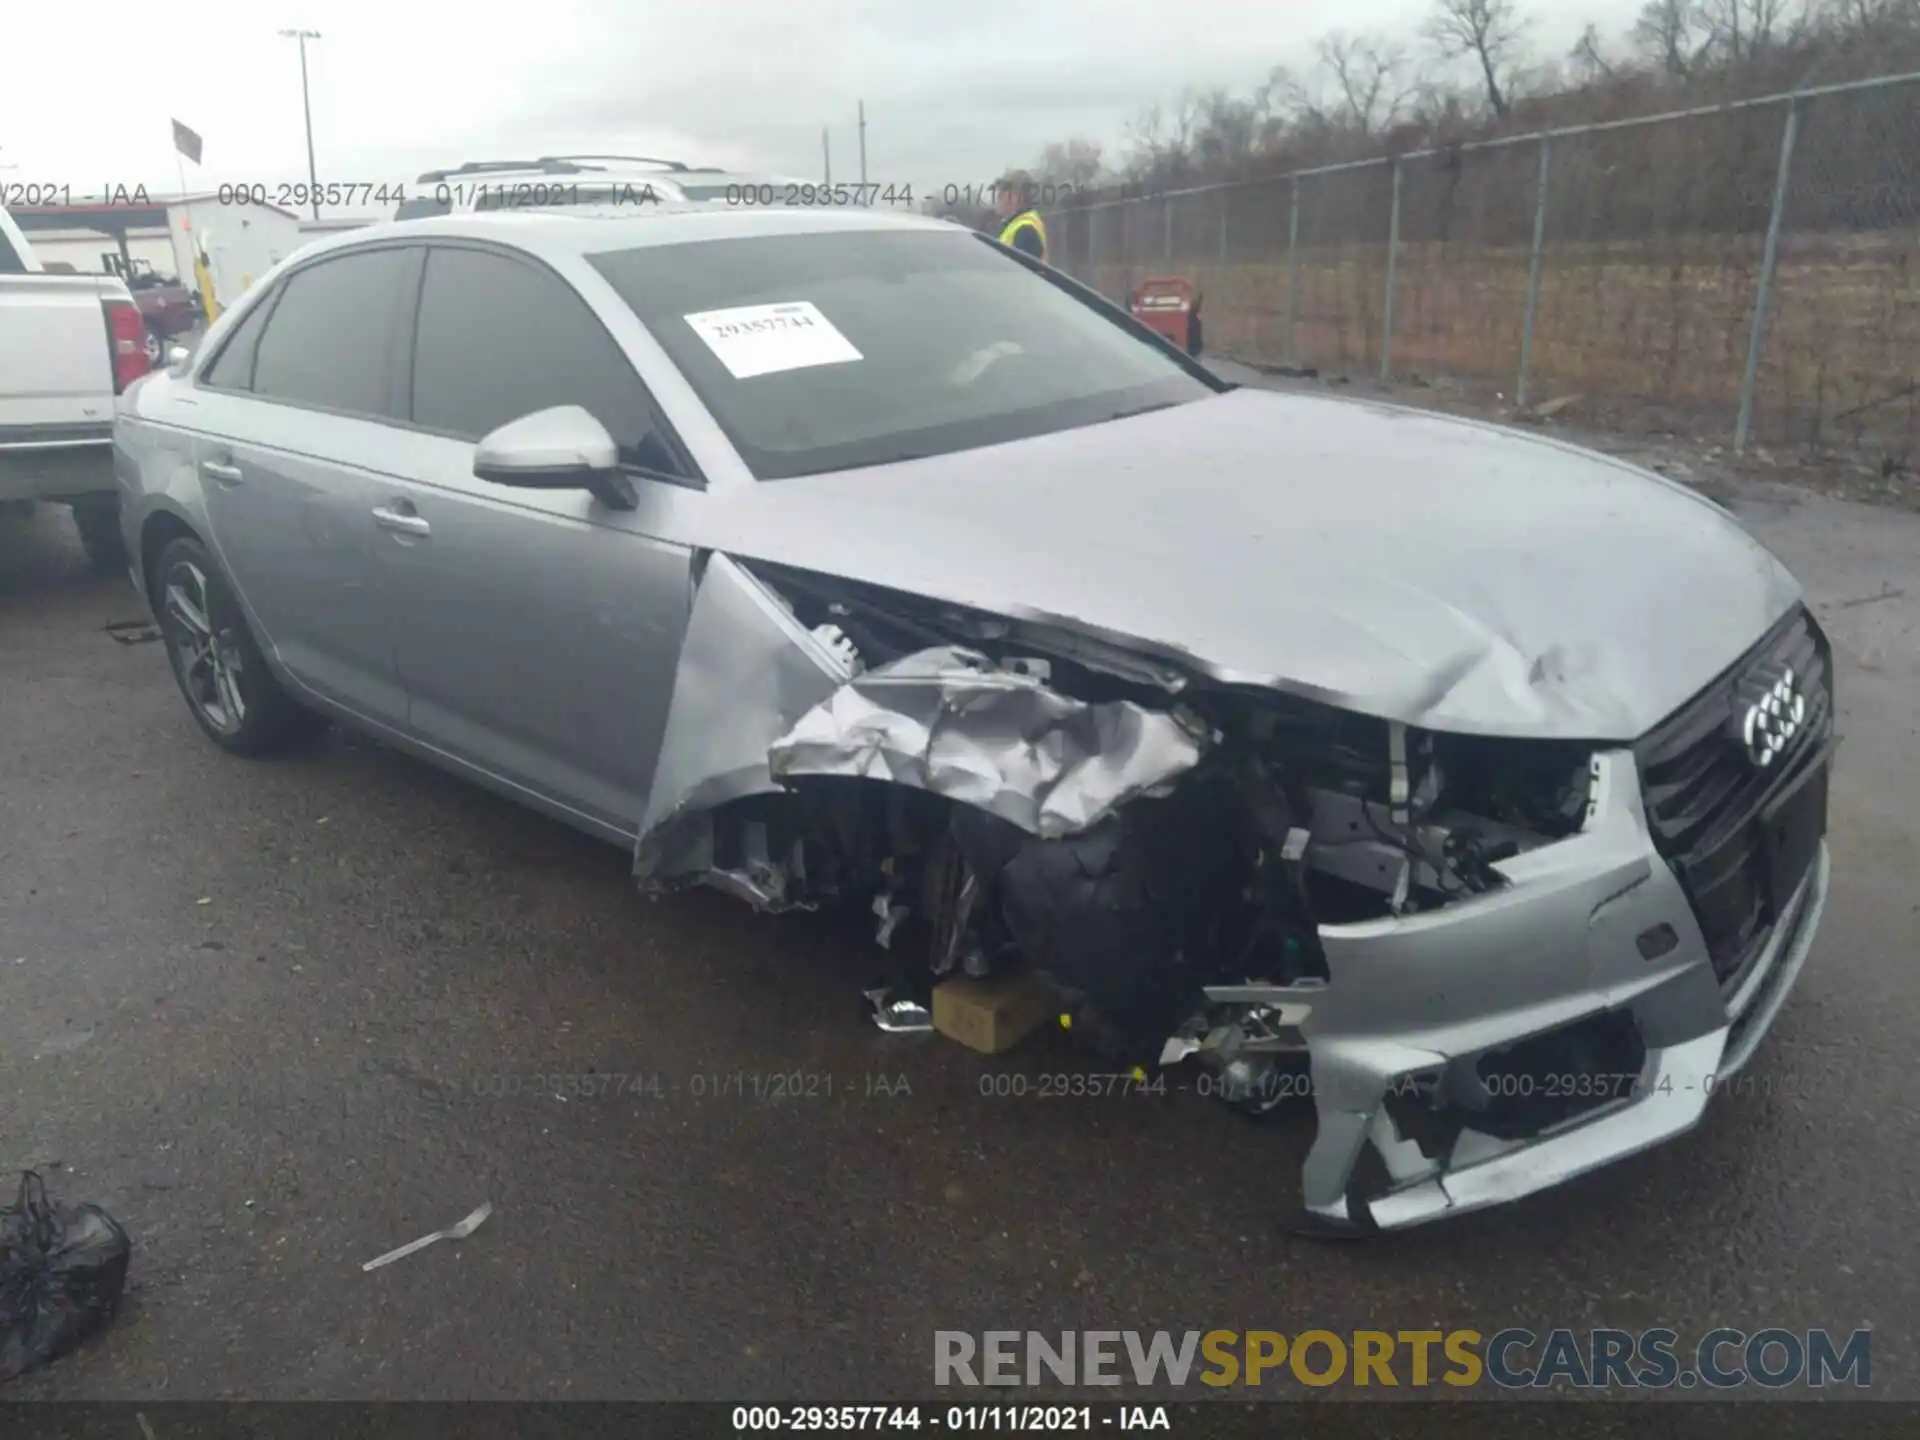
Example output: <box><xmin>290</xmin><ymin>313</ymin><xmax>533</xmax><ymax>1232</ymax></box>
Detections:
<box><xmin>684</xmin><ymin>301</ymin><xmax>863</xmax><ymax>379</ymax></box>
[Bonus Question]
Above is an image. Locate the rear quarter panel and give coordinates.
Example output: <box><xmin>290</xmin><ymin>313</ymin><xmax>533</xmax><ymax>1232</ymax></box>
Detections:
<box><xmin>115</xmin><ymin>369</ymin><xmax>214</xmax><ymax>596</ymax></box>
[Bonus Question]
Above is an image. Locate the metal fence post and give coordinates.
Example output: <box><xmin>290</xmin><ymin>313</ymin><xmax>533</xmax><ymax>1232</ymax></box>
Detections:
<box><xmin>1735</xmin><ymin>97</ymin><xmax>1801</xmax><ymax>453</ymax></box>
<box><xmin>1284</xmin><ymin>177</ymin><xmax>1301</xmax><ymax>364</ymax></box>
<box><xmin>1516</xmin><ymin>135</ymin><xmax>1553</xmax><ymax>411</ymax></box>
<box><xmin>1381</xmin><ymin>156</ymin><xmax>1403</xmax><ymax>382</ymax></box>
<box><xmin>1126</xmin><ymin>201</ymin><xmax>1136</xmax><ymax>301</ymax></box>
<box><xmin>1107</xmin><ymin>203</ymin><xmax>1121</xmax><ymax>304</ymax></box>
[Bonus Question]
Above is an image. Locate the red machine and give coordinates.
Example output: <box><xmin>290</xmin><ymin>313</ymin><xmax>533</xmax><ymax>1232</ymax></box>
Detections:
<box><xmin>1130</xmin><ymin>277</ymin><xmax>1202</xmax><ymax>356</ymax></box>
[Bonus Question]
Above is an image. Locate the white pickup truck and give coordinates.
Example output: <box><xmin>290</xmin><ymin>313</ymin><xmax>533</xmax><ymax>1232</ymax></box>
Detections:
<box><xmin>1</xmin><ymin>204</ymin><xmax>153</xmax><ymax>568</ymax></box>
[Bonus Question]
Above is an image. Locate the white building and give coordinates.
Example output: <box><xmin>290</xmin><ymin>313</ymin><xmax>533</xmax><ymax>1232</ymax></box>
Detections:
<box><xmin>23</xmin><ymin>225</ymin><xmax>177</xmax><ymax>275</ymax></box>
<box><xmin>166</xmin><ymin>195</ymin><xmax>306</xmax><ymax>307</ymax></box>
<box><xmin>9</xmin><ymin>194</ymin><xmax>306</xmax><ymax>310</ymax></box>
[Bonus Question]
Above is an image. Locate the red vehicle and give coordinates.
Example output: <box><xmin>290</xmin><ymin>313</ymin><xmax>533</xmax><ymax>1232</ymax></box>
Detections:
<box><xmin>102</xmin><ymin>253</ymin><xmax>204</xmax><ymax>358</ymax></box>
<box><xmin>1130</xmin><ymin>276</ymin><xmax>1202</xmax><ymax>356</ymax></box>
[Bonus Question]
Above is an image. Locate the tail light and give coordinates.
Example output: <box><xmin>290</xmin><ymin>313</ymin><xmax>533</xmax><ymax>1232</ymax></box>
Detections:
<box><xmin>102</xmin><ymin>297</ymin><xmax>152</xmax><ymax>394</ymax></box>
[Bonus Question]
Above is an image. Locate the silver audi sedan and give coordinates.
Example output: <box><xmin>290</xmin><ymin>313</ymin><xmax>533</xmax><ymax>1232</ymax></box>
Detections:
<box><xmin>113</xmin><ymin>204</ymin><xmax>1833</xmax><ymax>1235</ymax></box>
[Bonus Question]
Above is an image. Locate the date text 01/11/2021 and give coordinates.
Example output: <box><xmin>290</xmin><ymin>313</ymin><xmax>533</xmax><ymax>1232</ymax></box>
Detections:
<box><xmin>942</xmin><ymin>182</ymin><xmax>1088</xmax><ymax>208</ymax></box>
<box><xmin>731</xmin><ymin>1406</ymin><xmax>1171</xmax><ymax>1432</ymax></box>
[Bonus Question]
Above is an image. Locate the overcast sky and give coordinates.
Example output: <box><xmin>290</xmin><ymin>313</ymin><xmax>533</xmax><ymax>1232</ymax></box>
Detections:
<box><xmin>4</xmin><ymin>0</ymin><xmax>1647</xmax><ymax>216</ymax></box>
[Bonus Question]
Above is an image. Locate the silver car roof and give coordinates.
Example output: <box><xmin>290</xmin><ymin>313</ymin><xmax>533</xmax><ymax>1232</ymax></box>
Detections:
<box><xmin>309</xmin><ymin>204</ymin><xmax>957</xmax><ymax>261</ymax></box>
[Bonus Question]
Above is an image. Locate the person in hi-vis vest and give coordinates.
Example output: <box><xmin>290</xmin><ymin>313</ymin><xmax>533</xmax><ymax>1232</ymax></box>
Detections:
<box><xmin>992</xmin><ymin>174</ymin><xmax>1048</xmax><ymax>263</ymax></box>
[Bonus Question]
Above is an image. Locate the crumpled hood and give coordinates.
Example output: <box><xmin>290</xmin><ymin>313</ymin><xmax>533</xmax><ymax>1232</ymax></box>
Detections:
<box><xmin>694</xmin><ymin>387</ymin><xmax>1801</xmax><ymax>741</ymax></box>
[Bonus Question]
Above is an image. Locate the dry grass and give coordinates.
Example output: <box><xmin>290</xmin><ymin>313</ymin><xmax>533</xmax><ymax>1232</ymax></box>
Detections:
<box><xmin>1082</xmin><ymin>229</ymin><xmax>1920</xmax><ymax>458</ymax></box>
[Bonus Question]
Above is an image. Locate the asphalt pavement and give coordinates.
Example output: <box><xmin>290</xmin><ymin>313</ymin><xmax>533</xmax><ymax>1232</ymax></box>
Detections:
<box><xmin>2</xmin><ymin>455</ymin><xmax>1918</xmax><ymax>1400</ymax></box>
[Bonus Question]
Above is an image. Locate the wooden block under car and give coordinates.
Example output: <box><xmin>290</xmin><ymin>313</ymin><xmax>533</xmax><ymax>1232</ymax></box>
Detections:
<box><xmin>931</xmin><ymin>970</ymin><xmax>1058</xmax><ymax>1055</ymax></box>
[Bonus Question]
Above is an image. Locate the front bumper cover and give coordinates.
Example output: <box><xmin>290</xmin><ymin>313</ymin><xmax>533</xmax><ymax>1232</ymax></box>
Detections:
<box><xmin>1224</xmin><ymin>748</ymin><xmax>1828</xmax><ymax>1234</ymax></box>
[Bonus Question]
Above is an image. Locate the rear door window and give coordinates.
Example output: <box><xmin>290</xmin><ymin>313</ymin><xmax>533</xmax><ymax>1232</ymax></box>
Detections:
<box><xmin>199</xmin><ymin>292</ymin><xmax>279</xmax><ymax>391</ymax></box>
<box><xmin>249</xmin><ymin>247</ymin><xmax>417</xmax><ymax>418</ymax></box>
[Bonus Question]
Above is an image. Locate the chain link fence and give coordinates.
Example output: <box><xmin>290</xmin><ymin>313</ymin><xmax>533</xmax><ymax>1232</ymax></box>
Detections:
<box><xmin>1044</xmin><ymin>69</ymin><xmax>1920</xmax><ymax>461</ymax></box>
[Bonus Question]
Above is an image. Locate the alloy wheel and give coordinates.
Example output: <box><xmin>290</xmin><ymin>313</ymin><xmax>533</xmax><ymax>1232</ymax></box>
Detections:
<box><xmin>162</xmin><ymin>560</ymin><xmax>247</xmax><ymax>735</ymax></box>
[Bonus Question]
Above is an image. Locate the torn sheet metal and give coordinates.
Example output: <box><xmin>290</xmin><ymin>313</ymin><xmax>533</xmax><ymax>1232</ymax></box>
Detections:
<box><xmin>634</xmin><ymin>553</ymin><xmax>853</xmax><ymax>896</ymax></box>
<box><xmin>864</xmin><ymin>985</ymin><xmax>935</xmax><ymax>1033</ymax></box>
<box><xmin>767</xmin><ymin>647</ymin><xmax>1210</xmax><ymax>839</ymax></box>
<box><xmin>698</xmin><ymin>819</ymin><xmax>812</xmax><ymax>911</ymax></box>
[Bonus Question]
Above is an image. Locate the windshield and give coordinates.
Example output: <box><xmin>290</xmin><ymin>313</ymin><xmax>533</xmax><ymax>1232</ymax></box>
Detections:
<box><xmin>588</xmin><ymin>228</ymin><xmax>1215</xmax><ymax>479</ymax></box>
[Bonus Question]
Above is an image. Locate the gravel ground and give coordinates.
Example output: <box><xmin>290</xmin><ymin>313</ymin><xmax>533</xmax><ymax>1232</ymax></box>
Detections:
<box><xmin>1</xmin><ymin>431</ymin><xmax>1917</xmax><ymax>1400</ymax></box>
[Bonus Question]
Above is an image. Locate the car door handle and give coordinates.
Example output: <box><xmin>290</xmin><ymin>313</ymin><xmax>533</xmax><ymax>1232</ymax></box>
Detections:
<box><xmin>371</xmin><ymin>504</ymin><xmax>431</xmax><ymax>537</ymax></box>
<box><xmin>201</xmin><ymin>459</ymin><xmax>244</xmax><ymax>486</ymax></box>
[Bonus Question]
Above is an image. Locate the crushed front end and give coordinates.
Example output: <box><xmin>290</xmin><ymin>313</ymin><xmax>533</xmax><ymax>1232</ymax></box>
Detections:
<box><xmin>634</xmin><ymin>556</ymin><xmax>1835</xmax><ymax>1235</ymax></box>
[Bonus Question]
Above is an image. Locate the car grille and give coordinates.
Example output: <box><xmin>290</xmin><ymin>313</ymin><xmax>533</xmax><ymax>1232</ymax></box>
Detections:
<box><xmin>1634</xmin><ymin>606</ymin><xmax>1833</xmax><ymax>985</ymax></box>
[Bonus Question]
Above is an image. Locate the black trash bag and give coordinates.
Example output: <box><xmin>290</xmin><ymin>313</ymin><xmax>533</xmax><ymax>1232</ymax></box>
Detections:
<box><xmin>0</xmin><ymin>1170</ymin><xmax>132</xmax><ymax>1383</ymax></box>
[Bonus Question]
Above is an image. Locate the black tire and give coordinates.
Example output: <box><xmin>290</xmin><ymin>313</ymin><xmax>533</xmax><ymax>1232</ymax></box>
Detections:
<box><xmin>996</xmin><ymin>799</ymin><xmax>1244</xmax><ymax>1066</ymax></box>
<box><xmin>69</xmin><ymin>496</ymin><xmax>127</xmax><ymax>572</ymax></box>
<box><xmin>151</xmin><ymin>535</ymin><xmax>327</xmax><ymax>755</ymax></box>
<box><xmin>1187</xmin><ymin>314</ymin><xmax>1204</xmax><ymax>358</ymax></box>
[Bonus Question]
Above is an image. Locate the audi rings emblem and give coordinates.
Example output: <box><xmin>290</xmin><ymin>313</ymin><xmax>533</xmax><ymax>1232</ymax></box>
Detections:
<box><xmin>1740</xmin><ymin>668</ymin><xmax>1807</xmax><ymax>769</ymax></box>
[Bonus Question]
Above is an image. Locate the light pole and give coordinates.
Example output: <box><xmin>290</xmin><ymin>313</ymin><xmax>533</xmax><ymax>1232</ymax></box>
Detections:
<box><xmin>278</xmin><ymin>28</ymin><xmax>322</xmax><ymax>219</ymax></box>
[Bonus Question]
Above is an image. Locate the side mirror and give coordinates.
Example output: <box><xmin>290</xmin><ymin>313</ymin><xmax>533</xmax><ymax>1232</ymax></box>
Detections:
<box><xmin>167</xmin><ymin>345</ymin><xmax>191</xmax><ymax>367</ymax></box>
<box><xmin>472</xmin><ymin>405</ymin><xmax>636</xmax><ymax>510</ymax></box>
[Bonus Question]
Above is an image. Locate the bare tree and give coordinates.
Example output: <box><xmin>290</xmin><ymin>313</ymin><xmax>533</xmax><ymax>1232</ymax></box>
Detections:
<box><xmin>1247</xmin><ymin>63</ymin><xmax>1328</xmax><ymax>158</ymax></box>
<box><xmin>1121</xmin><ymin>103</ymin><xmax>1172</xmax><ymax>181</ymax></box>
<box><xmin>1035</xmin><ymin>138</ymin><xmax>1106</xmax><ymax>188</ymax></box>
<box><xmin>1568</xmin><ymin>21</ymin><xmax>1621</xmax><ymax>80</ymax></box>
<box><xmin>1248</xmin><ymin>31</ymin><xmax>1423</xmax><ymax>161</ymax></box>
<box><xmin>1122</xmin><ymin>93</ymin><xmax>1209</xmax><ymax>184</ymax></box>
<box><xmin>1695</xmin><ymin>0</ymin><xmax>1793</xmax><ymax>63</ymax></box>
<box><xmin>1003</xmin><ymin>0</ymin><xmax>1920</xmax><ymax>225</ymax></box>
<box><xmin>1816</xmin><ymin>0</ymin><xmax>1920</xmax><ymax>32</ymax></box>
<box><xmin>1632</xmin><ymin>0</ymin><xmax>1718</xmax><ymax>78</ymax></box>
<box><xmin>1425</xmin><ymin>0</ymin><xmax>1532</xmax><ymax>118</ymax></box>
<box><xmin>1170</xmin><ymin>89</ymin><xmax>1205</xmax><ymax>156</ymax></box>
<box><xmin>1317</xmin><ymin>31</ymin><xmax>1423</xmax><ymax>134</ymax></box>
<box><xmin>1190</xmin><ymin>88</ymin><xmax>1263</xmax><ymax>173</ymax></box>
<box><xmin>1254</xmin><ymin>64</ymin><xmax>1317</xmax><ymax>126</ymax></box>
<box><xmin>1405</xmin><ymin>80</ymin><xmax>1474</xmax><ymax>138</ymax></box>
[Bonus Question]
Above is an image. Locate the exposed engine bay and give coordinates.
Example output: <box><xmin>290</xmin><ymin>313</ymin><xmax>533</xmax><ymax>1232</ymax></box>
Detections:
<box><xmin>634</xmin><ymin>553</ymin><xmax>1601</xmax><ymax>1145</ymax></box>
